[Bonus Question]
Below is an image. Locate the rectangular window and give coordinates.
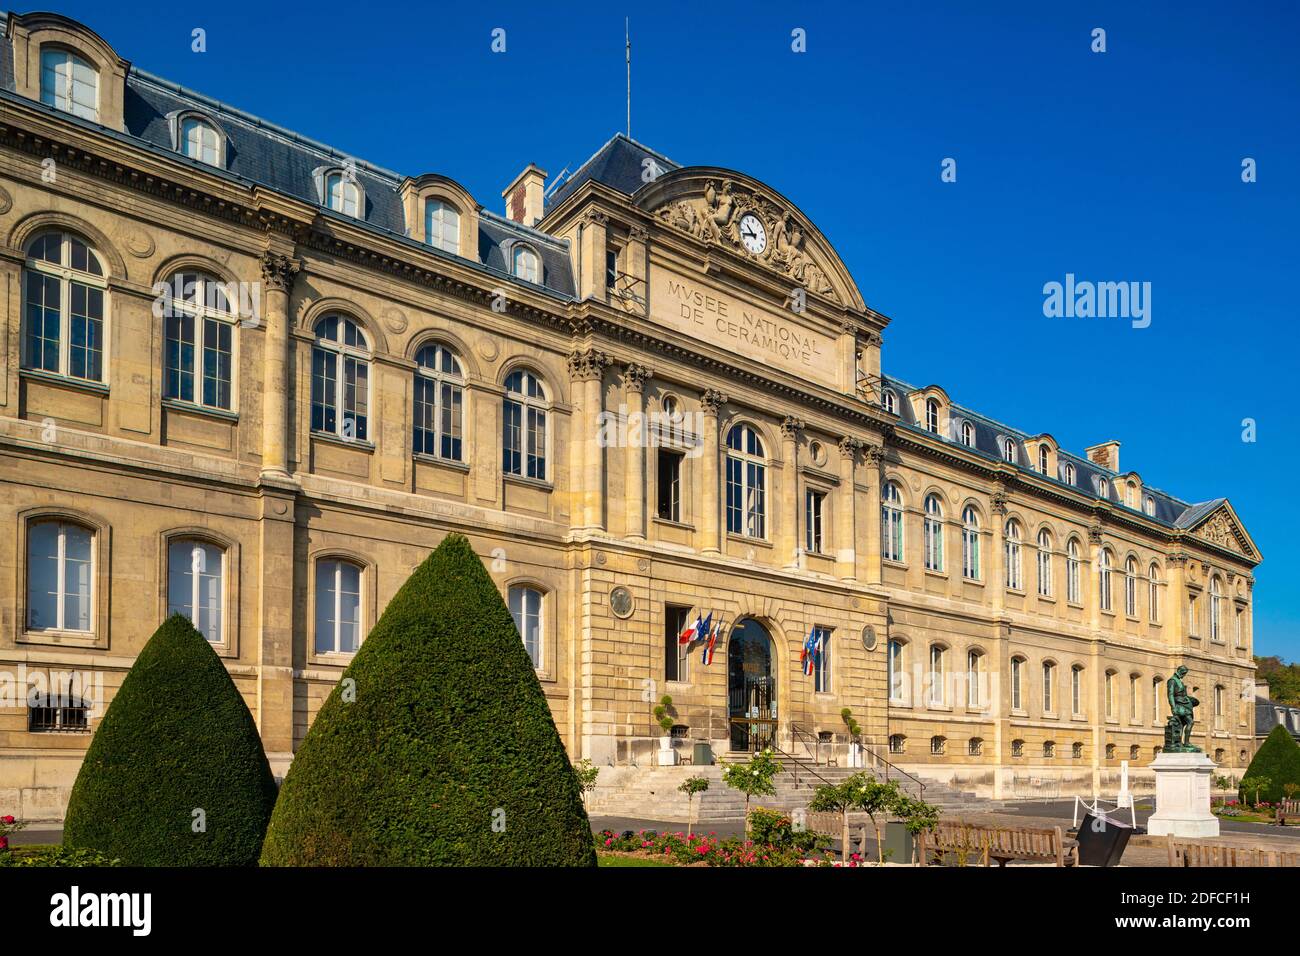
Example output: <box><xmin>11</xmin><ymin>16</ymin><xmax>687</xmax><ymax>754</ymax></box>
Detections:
<box><xmin>1130</xmin><ymin>676</ymin><xmax>1139</xmax><ymax>721</ymax></box>
<box><xmin>27</xmin><ymin>521</ymin><xmax>93</xmax><ymax>633</ymax></box>
<box><xmin>888</xmin><ymin>641</ymin><xmax>905</xmax><ymax>703</ymax></box>
<box><xmin>665</xmin><ymin>605</ymin><xmax>690</xmax><ymax>683</ymax></box>
<box><xmin>657</xmin><ymin>450</ymin><xmax>683</xmax><ymax>522</ymax></box>
<box><xmin>168</xmin><ymin>539</ymin><xmax>224</xmax><ymax>643</ymax></box>
<box><xmin>1072</xmin><ymin>668</ymin><xmax>1082</xmax><ymax>715</ymax></box>
<box><xmin>1011</xmin><ymin>658</ymin><xmax>1023</xmax><ymax>710</ymax></box>
<box><xmin>311</xmin><ymin>348</ymin><xmax>338</xmax><ymax>434</ymax></box>
<box><xmin>1188</xmin><ymin>595</ymin><xmax>1199</xmax><ymax>637</ymax></box>
<box><xmin>315</xmin><ymin>560</ymin><xmax>361</xmax><ymax>654</ymax></box>
<box><xmin>813</xmin><ymin>625</ymin><xmax>831</xmax><ymax>693</ymax></box>
<box><xmin>928</xmin><ymin>645</ymin><xmax>944</xmax><ymax>706</ymax></box>
<box><xmin>606</xmin><ymin>248</ymin><xmax>619</xmax><ymax>294</ymax></box>
<box><xmin>805</xmin><ymin>489</ymin><xmax>826</xmax><ymax>554</ymax></box>
<box><xmin>509</xmin><ymin>586</ymin><xmax>543</xmax><ymax>667</ymax></box>
<box><xmin>1042</xmin><ymin>665</ymin><xmax>1054</xmax><ymax>713</ymax></box>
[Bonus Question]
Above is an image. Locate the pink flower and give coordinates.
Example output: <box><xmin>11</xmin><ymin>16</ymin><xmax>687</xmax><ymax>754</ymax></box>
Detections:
<box><xmin>1</xmin><ymin>816</ymin><xmax>13</xmax><ymax>825</ymax></box>
<box><xmin>0</xmin><ymin>836</ymin><xmax>8</xmax><ymax>851</ymax></box>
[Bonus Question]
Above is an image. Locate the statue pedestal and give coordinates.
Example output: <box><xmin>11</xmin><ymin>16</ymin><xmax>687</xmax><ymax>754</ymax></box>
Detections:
<box><xmin>1146</xmin><ymin>752</ymin><xmax>1219</xmax><ymax>838</ymax></box>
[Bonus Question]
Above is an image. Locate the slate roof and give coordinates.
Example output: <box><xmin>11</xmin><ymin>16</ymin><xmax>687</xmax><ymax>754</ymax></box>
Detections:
<box><xmin>545</xmin><ymin>133</ymin><xmax>680</xmax><ymax>211</ymax></box>
<box><xmin>1255</xmin><ymin>698</ymin><xmax>1300</xmax><ymax>739</ymax></box>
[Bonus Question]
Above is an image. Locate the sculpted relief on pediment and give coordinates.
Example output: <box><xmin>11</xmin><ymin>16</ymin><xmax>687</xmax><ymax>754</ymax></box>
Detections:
<box><xmin>1193</xmin><ymin>510</ymin><xmax>1250</xmax><ymax>557</ymax></box>
<box><xmin>653</xmin><ymin>179</ymin><xmax>840</xmax><ymax>304</ymax></box>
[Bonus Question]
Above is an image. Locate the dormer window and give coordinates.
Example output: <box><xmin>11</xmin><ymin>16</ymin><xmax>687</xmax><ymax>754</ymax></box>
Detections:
<box><xmin>1003</xmin><ymin>439</ymin><xmax>1016</xmax><ymax>463</ymax></box>
<box><xmin>513</xmin><ymin>245</ymin><xmax>540</xmax><ymax>283</ymax></box>
<box><xmin>960</xmin><ymin>422</ymin><xmax>973</xmax><ymax>446</ymax></box>
<box><xmin>1144</xmin><ymin>495</ymin><xmax>1155</xmax><ymax>517</ymax></box>
<box><xmin>925</xmin><ymin>399</ymin><xmax>940</xmax><ymax>434</ymax></box>
<box><xmin>425</xmin><ymin>199</ymin><xmax>461</xmax><ymax>254</ymax></box>
<box><xmin>882</xmin><ymin>389</ymin><xmax>897</xmax><ymax>415</ymax></box>
<box><xmin>1064</xmin><ymin>462</ymin><xmax>1075</xmax><ymax>485</ymax></box>
<box><xmin>1038</xmin><ymin>445</ymin><xmax>1049</xmax><ymax>475</ymax></box>
<box><xmin>180</xmin><ymin>116</ymin><xmax>221</xmax><ymax>166</ymax></box>
<box><xmin>40</xmin><ymin>48</ymin><xmax>98</xmax><ymax>121</ymax></box>
<box><xmin>325</xmin><ymin>170</ymin><xmax>360</xmax><ymax>216</ymax></box>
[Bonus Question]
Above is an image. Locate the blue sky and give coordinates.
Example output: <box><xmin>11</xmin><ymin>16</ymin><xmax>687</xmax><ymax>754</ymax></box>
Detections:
<box><xmin>53</xmin><ymin>1</ymin><xmax>1299</xmax><ymax>656</ymax></box>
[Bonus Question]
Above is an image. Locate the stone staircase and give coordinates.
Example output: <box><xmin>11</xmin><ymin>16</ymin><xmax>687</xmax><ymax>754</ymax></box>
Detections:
<box><xmin>587</xmin><ymin>756</ymin><xmax>993</xmax><ymax>823</ymax></box>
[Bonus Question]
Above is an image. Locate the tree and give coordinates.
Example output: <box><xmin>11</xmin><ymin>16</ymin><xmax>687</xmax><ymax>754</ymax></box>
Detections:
<box><xmin>63</xmin><ymin>614</ymin><xmax>278</xmax><ymax>866</ymax></box>
<box><xmin>1255</xmin><ymin>656</ymin><xmax>1300</xmax><ymax>706</ymax></box>
<box><xmin>808</xmin><ymin>776</ymin><xmax>857</xmax><ymax>863</ymax></box>
<box><xmin>847</xmin><ymin>776</ymin><xmax>906</xmax><ymax>866</ymax></box>
<box><xmin>678</xmin><ymin>776</ymin><xmax>710</xmax><ymax>837</ymax></box>
<box><xmin>1239</xmin><ymin>775</ymin><xmax>1271</xmax><ymax>808</ymax></box>
<box><xmin>721</xmin><ymin>750</ymin><xmax>782</xmax><ymax>832</ymax></box>
<box><xmin>1239</xmin><ymin>724</ymin><xmax>1300</xmax><ymax>805</ymax></box>
<box><xmin>260</xmin><ymin>533</ymin><xmax>595</xmax><ymax>866</ymax></box>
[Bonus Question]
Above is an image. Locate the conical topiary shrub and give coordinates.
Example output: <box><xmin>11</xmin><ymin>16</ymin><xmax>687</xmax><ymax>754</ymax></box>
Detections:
<box><xmin>64</xmin><ymin>614</ymin><xmax>278</xmax><ymax>865</ymax></box>
<box><xmin>1239</xmin><ymin>724</ymin><xmax>1300</xmax><ymax>805</ymax></box>
<box><xmin>260</xmin><ymin>533</ymin><xmax>595</xmax><ymax>866</ymax></box>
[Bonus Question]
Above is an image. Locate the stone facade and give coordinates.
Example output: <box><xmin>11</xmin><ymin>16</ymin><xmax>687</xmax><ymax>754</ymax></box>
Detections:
<box><xmin>0</xmin><ymin>12</ymin><xmax>1260</xmax><ymax>819</ymax></box>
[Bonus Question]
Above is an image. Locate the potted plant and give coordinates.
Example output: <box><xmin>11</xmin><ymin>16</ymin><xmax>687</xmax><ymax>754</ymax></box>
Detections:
<box><xmin>653</xmin><ymin>695</ymin><xmax>677</xmax><ymax>765</ymax></box>
<box><xmin>678</xmin><ymin>775</ymin><xmax>710</xmax><ymax>837</ymax></box>
<box><xmin>841</xmin><ymin>708</ymin><xmax>864</xmax><ymax>768</ymax></box>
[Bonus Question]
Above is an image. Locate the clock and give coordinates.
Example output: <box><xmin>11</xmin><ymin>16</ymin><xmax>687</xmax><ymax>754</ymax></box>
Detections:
<box><xmin>738</xmin><ymin>213</ymin><xmax>767</xmax><ymax>254</ymax></box>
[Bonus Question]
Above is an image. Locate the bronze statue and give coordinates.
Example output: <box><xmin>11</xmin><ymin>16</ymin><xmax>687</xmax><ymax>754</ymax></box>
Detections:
<box><xmin>1163</xmin><ymin>665</ymin><xmax>1201</xmax><ymax>753</ymax></box>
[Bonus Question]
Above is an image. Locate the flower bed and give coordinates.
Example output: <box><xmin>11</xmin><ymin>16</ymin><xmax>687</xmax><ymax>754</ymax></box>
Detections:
<box><xmin>595</xmin><ymin>827</ymin><xmax>839</xmax><ymax>868</ymax></box>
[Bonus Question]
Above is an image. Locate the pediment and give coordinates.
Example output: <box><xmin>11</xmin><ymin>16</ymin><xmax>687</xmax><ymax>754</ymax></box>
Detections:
<box><xmin>1188</xmin><ymin>502</ymin><xmax>1258</xmax><ymax>561</ymax></box>
<box><xmin>635</xmin><ymin>168</ymin><xmax>865</xmax><ymax>311</ymax></box>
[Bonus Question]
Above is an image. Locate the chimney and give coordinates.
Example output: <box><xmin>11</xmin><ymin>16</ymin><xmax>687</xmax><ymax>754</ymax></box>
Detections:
<box><xmin>502</xmin><ymin>164</ymin><xmax>547</xmax><ymax>227</ymax></box>
<box><xmin>1084</xmin><ymin>440</ymin><xmax>1121</xmax><ymax>473</ymax></box>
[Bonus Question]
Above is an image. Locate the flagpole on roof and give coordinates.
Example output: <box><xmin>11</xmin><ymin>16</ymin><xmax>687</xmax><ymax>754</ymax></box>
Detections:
<box><xmin>625</xmin><ymin>17</ymin><xmax>632</xmax><ymax>139</ymax></box>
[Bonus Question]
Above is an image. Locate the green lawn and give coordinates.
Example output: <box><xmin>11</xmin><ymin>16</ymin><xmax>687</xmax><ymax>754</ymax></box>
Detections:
<box><xmin>597</xmin><ymin>852</ymin><xmax>675</xmax><ymax>867</ymax></box>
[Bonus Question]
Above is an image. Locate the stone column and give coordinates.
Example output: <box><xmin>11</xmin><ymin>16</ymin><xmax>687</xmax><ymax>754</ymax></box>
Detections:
<box><xmin>700</xmin><ymin>388</ymin><xmax>727</xmax><ymax>555</ymax></box>
<box><xmin>623</xmin><ymin>225</ymin><xmax>650</xmax><ymax>316</ymax></box>
<box><xmin>837</xmin><ymin>320</ymin><xmax>858</xmax><ymax>396</ymax></box>
<box><xmin>779</xmin><ymin>416</ymin><xmax>804</xmax><ymax>567</ymax></box>
<box><xmin>623</xmin><ymin>363</ymin><xmax>651</xmax><ymax>539</ymax></box>
<box><xmin>862</xmin><ymin>443</ymin><xmax>884</xmax><ymax>584</ymax></box>
<box><xmin>836</xmin><ymin>437</ymin><xmax>860</xmax><ymax>581</ymax></box>
<box><xmin>567</xmin><ymin>348</ymin><xmax>610</xmax><ymax>531</ymax></box>
<box><xmin>1167</xmin><ymin>552</ymin><xmax>1189</xmax><ymax>652</ymax></box>
<box><xmin>578</xmin><ymin>210</ymin><xmax>609</xmax><ymax>301</ymax></box>
<box><xmin>259</xmin><ymin>251</ymin><xmax>299</xmax><ymax>478</ymax></box>
<box><xmin>991</xmin><ymin>490</ymin><xmax>1008</xmax><ymax>615</ymax></box>
<box><xmin>256</xmin><ymin>489</ymin><xmax>296</xmax><ymax>776</ymax></box>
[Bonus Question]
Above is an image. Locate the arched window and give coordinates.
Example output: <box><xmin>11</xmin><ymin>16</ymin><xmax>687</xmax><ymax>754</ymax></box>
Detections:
<box><xmin>1125</xmin><ymin>557</ymin><xmax>1138</xmax><ymax>617</ymax></box>
<box><xmin>968</xmin><ymin>737</ymin><xmax>983</xmax><ymax>756</ymax></box>
<box><xmin>881</xmin><ymin>481</ymin><xmax>903</xmax><ymax>562</ymax></box>
<box><xmin>726</xmin><ymin>424</ymin><xmax>767</xmax><ymax>539</ymax></box>
<box><xmin>1064</xmin><ymin>462</ymin><xmax>1076</xmax><ymax>485</ymax></box>
<box><xmin>1214</xmin><ymin>685</ymin><xmax>1225</xmax><ymax>729</ymax></box>
<box><xmin>1071</xmin><ymin>665</ymin><xmax>1083</xmax><ymax>715</ymax></box>
<box><xmin>325</xmin><ymin>170</ymin><xmax>361</xmax><ymax>216</ymax></box>
<box><xmin>1003</xmin><ymin>438</ymin><xmax>1016</xmax><ymax>463</ymax></box>
<box><xmin>179</xmin><ymin>116</ymin><xmax>221</xmax><ymax>166</ymax></box>
<box><xmin>928</xmin><ymin>644</ymin><xmax>946</xmax><ymax>706</ymax></box>
<box><xmin>923</xmin><ymin>494</ymin><xmax>943</xmax><ymax>572</ymax></box>
<box><xmin>888</xmin><ymin>639</ymin><xmax>906</xmax><ymax>703</ymax></box>
<box><xmin>1209</xmin><ymin>576</ymin><xmax>1223</xmax><ymax>641</ymax></box>
<box><xmin>412</xmin><ymin>343</ymin><xmax>464</xmax><ymax>461</ymax></box>
<box><xmin>889</xmin><ymin>734</ymin><xmax>905</xmax><ymax>754</ymax></box>
<box><xmin>967</xmin><ymin>650</ymin><xmax>983</xmax><ymax>708</ymax></box>
<box><xmin>311</xmin><ymin>315</ymin><xmax>370</xmax><ymax>441</ymax></box>
<box><xmin>168</xmin><ymin>538</ymin><xmax>225</xmax><ymax>643</ymax></box>
<box><xmin>1072</xmin><ymin>742</ymin><xmax>1084</xmax><ymax>759</ymax></box>
<box><xmin>425</xmin><ymin>199</ymin><xmax>461</xmax><ymax>254</ymax></box>
<box><xmin>22</xmin><ymin>231</ymin><xmax>106</xmax><ymax>382</ymax></box>
<box><xmin>161</xmin><ymin>272</ymin><xmax>235</xmax><ymax>411</ymax></box>
<box><xmin>26</xmin><ymin>519</ymin><xmax>93</xmax><ymax>633</ymax></box>
<box><xmin>1105</xmin><ymin>670</ymin><xmax>1116</xmax><ymax>719</ymax></box>
<box><xmin>1149</xmin><ymin>563</ymin><xmax>1162</xmax><ymax>623</ymax></box>
<box><xmin>1125</xmin><ymin>481</ymin><xmax>1137</xmax><ymax>508</ymax></box>
<box><xmin>1144</xmin><ymin>495</ymin><xmax>1155</xmax><ymax>517</ymax></box>
<box><xmin>40</xmin><ymin>48</ymin><xmax>98</xmax><ymax>120</ymax></box>
<box><xmin>314</xmin><ymin>558</ymin><xmax>362</xmax><ymax>654</ymax></box>
<box><xmin>1099</xmin><ymin>548</ymin><xmax>1114</xmax><ymax>611</ymax></box>
<box><xmin>925</xmin><ymin>398</ymin><xmax>939</xmax><ymax>434</ymax></box>
<box><xmin>930</xmin><ymin>735</ymin><xmax>946</xmax><ymax>755</ymax></box>
<box><xmin>1004</xmin><ymin>519</ymin><xmax>1022</xmax><ymax>590</ymax></box>
<box><xmin>502</xmin><ymin>368</ymin><xmax>549</xmax><ymax>480</ymax></box>
<box><xmin>961</xmin><ymin>506</ymin><xmax>980</xmax><ymax>579</ymax></box>
<box><xmin>1036</xmin><ymin>529</ymin><xmax>1053</xmax><ymax>597</ymax></box>
<box><xmin>960</xmin><ymin>421</ymin><xmax>973</xmax><ymax>446</ymax></box>
<box><xmin>1130</xmin><ymin>744</ymin><xmax>1141</xmax><ymax>761</ymax></box>
<box><xmin>1043</xmin><ymin>740</ymin><xmax>1056</xmax><ymax>759</ymax></box>
<box><xmin>1011</xmin><ymin>656</ymin><xmax>1025</xmax><ymax>710</ymax></box>
<box><xmin>513</xmin><ymin>245</ymin><xmax>541</xmax><ymax>283</ymax></box>
<box><xmin>1153</xmin><ymin>676</ymin><xmax>1162</xmax><ymax>722</ymax></box>
<box><xmin>509</xmin><ymin>584</ymin><xmax>544</xmax><ymax>667</ymax></box>
<box><xmin>1130</xmin><ymin>674</ymin><xmax>1140</xmax><ymax>721</ymax></box>
<box><xmin>1096</xmin><ymin>476</ymin><xmax>1111</xmax><ymax>500</ymax></box>
<box><xmin>1105</xmin><ymin>743</ymin><xmax>1116</xmax><ymax>760</ymax></box>
<box><xmin>1011</xmin><ymin>739</ymin><xmax>1024</xmax><ymax>757</ymax></box>
<box><xmin>1038</xmin><ymin>445</ymin><xmax>1049</xmax><ymax>475</ymax></box>
<box><xmin>882</xmin><ymin>389</ymin><xmax>897</xmax><ymax>414</ymax></box>
<box><xmin>1042</xmin><ymin>661</ymin><xmax>1055</xmax><ymax>713</ymax></box>
<box><xmin>1066</xmin><ymin>537</ymin><xmax>1082</xmax><ymax>603</ymax></box>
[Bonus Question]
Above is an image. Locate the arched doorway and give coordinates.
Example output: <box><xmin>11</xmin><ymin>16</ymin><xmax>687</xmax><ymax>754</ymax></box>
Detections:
<box><xmin>728</xmin><ymin>619</ymin><xmax>777</xmax><ymax>752</ymax></box>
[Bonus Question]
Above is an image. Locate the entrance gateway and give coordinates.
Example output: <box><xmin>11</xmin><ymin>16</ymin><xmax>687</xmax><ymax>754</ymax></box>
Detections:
<box><xmin>727</xmin><ymin>619</ymin><xmax>776</xmax><ymax>752</ymax></box>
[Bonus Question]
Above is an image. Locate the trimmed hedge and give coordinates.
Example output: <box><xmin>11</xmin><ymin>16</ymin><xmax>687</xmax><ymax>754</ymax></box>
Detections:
<box><xmin>1239</xmin><ymin>724</ymin><xmax>1300</xmax><ymax>805</ymax></box>
<box><xmin>260</xmin><ymin>533</ymin><xmax>595</xmax><ymax>866</ymax></box>
<box><xmin>63</xmin><ymin>614</ymin><xmax>278</xmax><ymax>866</ymax></box>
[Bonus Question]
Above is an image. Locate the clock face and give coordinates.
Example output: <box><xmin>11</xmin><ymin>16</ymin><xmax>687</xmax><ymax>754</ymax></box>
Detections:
<box><xmin>738</xmin><ymin>214</ymin><xmax>767</xmax><ymax>254</ymax></box>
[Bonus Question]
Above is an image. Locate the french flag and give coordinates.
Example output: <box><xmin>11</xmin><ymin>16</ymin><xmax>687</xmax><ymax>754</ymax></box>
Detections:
<box><xmin>678</xmin><ymin>612</ymin><xmax>702</xmax><ymax>645</ymax></box>
<box><xmin>701</xmin><ymin>617</ymin><xmax>722</xmax><ymax>665</ymax></box>
<box><xmin>800</xmin><ymin>628</ymin><xmax>820</xmax><ymax>676</ymax></box>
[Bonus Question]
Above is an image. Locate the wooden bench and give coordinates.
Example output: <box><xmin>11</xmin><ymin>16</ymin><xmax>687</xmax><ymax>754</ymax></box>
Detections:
<box><xmin>1168</xmin><ymin>837</ymin><xmax>1300</xmax><ymax>867</ymax></box>
<box><xmin>918</xmin><ymin>820</ymin><xmax>1078</xmax><ymax>867</ymax></box>
<box><xmin>1276</xmin><ymin>799</ymin><xmax>1299</xmax><ymax>826</ymax></box>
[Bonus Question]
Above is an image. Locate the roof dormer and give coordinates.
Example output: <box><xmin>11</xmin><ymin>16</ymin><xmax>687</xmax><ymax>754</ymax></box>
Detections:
<box><xmin>909</xmin><ymin>385</ymin><xmax>951</xmax><ymax>438</ymax></box>
<box><xmin>399</xmin><ymin>174</ymin><xmax>480</xmax><ymax>261</ymax></box>
<box><xmin>1028</xmin><ymin>434</ymin><xmax>1059</xmax><ymax>477</ymax></box>
<box><xmin>6</xmin><ymin>12</ymin><xmax>130</xmax><ymax>131</ymax></box>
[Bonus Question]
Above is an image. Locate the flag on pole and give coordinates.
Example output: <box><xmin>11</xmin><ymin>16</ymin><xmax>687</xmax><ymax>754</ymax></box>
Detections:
<box><xmin>800</xmin><ymin>628</ymin><xmax>820</xmax><ymax>676</ymax></box>
<box><xmin>678</xmin><ymin>612</ymin><xmax>701</xmax><ymax>645</ymax></box>
<box><xmin>701</xmin><ymin>616</ymin><xmax>722</xmax><ymax>665</ymax></box>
